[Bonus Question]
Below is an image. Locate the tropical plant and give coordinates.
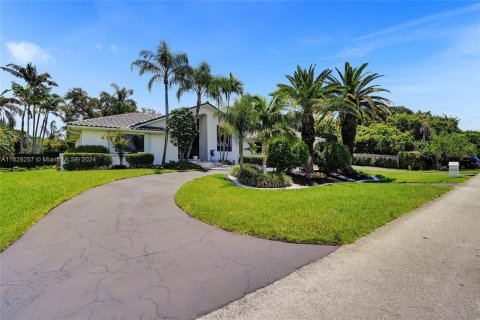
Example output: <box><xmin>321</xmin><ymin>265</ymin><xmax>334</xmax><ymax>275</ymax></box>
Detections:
<box><xmin>99</xmin><ymin>83</ymin><xmax>137</xmax><ymax>116</ymax></box>
<box><xmin>267</xmin><ymin>137</ymin><xmax>309</xmax><ymax>172</ymax></box>
<box><xmin>131</xmin><ymin>40</ymin><xmax>190</xmax><ymax>164</ymax></box>
<box><xmin>223</xmin><ymin>94</ymin><xmax>258</xmax><ymax>170</ymax></box>
<box><xmin>251</xmin><ymin>94</ymin><xmax>292</xmax><ymax>171</ymax></box>
<box><xmin>176</xmin><ymin>61</ymin><xmax>212</xmax><ymax>158</ymax></box>
<box><xmin>314</xmin><ymin>140</ymin><xmax>352</xmax><ymax>173</ymax></box>
<box><xmin>0</xmin><ymin>90</ymin><xmax>20</xmax><ymax>128</ymax></box>
<box><xmin>423</xmin><ymin>133</ymin><xmax>476</xmax><ymax>168</ymax></box>
<box><xmin>275</xmin><ymin>65</ymin><xmax>333</xmax><ymax>169</ymax></box>
<box><xmin>168</xmin><ymin>108</ymin><xmax>197</xmax><ymax>161</ymax></box>
<box><xmin>0</xmin><ymin>126</ymin><xmax>17</xmax><ymax>157</ymax></box>
<box><xmin>328</xmin><ymin>62</ymin><xmax>391</xmax><ymax>156</ymax></box>
<box><xmin>103</xmin><ymin>130</ymin><xmax>129</xmax><ymax>166</ymax></box>
<box><xmin>354</xmin><ymin>123</ymin><xmax>414</xmax><ymax>155</ymax></box>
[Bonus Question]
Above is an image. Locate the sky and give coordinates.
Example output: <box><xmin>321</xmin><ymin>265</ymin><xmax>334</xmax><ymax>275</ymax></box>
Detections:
<box><xmin>1</xmin><ymin>1</ymin><xmax>479</xmax><ymax>130</ymax></box>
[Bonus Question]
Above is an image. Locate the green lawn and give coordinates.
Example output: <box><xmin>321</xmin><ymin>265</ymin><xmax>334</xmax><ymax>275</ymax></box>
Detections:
<box><xmin>0</xmin><ymin>168</ymin><xmax>174</xmax><ymax>251</ymax></box>
<box><xmin>176</xmin><ymin>174</ymin><xmax>451</xmax><ymax>245</ymax></box>
<box><xmin>360</xmin><ymin>169</ymin><xmax>472</xmax><ymax>183</ymax></box>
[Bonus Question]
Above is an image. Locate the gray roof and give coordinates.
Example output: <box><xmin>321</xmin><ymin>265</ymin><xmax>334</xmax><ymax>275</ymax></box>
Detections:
<box><xmin>69</xmin><ymin>112</ymin><xmax>164</xmax><ymax>131</ymax></box>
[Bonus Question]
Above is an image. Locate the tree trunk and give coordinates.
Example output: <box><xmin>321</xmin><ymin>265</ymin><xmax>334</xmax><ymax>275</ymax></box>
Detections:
<box><xmin>33</xmin><ymin>109</ymin><xmax>42</xmax><ymax>153</ymax></box>
<box><xmin>239</xmin><ymin>137</ymin><xmax>244</xmax><ymax>171</ymax></box>
<box><xmin>341</xmin><ymin>113</ymin><xmax>357</xmax><ymax>157</ymax></box>
<box><xmin>20</xmin><ymin>106</ymin><xmax>26</xmax><ymax>153</ymax></box>
<box><xmin>26</xmin><ymin>105</ymin><xmax>31</xmax><ymax>153</ymax></box>
<box><xmin>301</xmin><ymin>113</ymin><xmax>315</xmax><ymax>171</ymax></box>
<box><xmin>262</xmin><ymin>143</ymin><xmax>267</xmax><ymax>173</ymax></box>
<box><xmin>39</xmin><ymin>113</ymin><xmax>49</xmax><ymax>152</ymax></box>
<box><xmin>186</xmin><ymin>91</ymin><xmax>201</xmax><ymax>160</ymax></box>
<box><xmin>161</xmin><ymin>81</ymin><xmax>169</xmax><ymax>165</ymax></box>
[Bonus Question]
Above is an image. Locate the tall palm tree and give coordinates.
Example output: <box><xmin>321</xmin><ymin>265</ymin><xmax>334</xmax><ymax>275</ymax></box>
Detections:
<box><xmin>11</xmin><ymin>83</ymin><xmax>37</xmax><ymax>153</ymax></box>
<box><xmin>38</xmin><ymin>94</ymin><xmax>64</xmax><ymax>151</ymax></box>
<box><xmin>328</xmin><ymin>62</ymin><xmax>391</xmax><ymax>155</ymax></box>
<box><xmin>0</xmin><ymin>89</ymin><xmax>20</xmax><ymax>128</ymax></box>
<box><xmin>100</xmin><ymin>83</ymin><xmax>137</xmax><ymax>116</ymax></box>
<box><xmin>276</xmin><ymin>65</ymin><xmax>332</xmax><ymax>168</ymax></box>
<box><xmin>223</xmin><ymin>94</ymin><xmax>258</xmax><ymax>170</ymax></box>
<box><xmin>176</xmin><ymin>61</ymin><xmax>212</xmax><ymax>158</ymax></box>
<box><xmin>131</xmin><ymin>40</ymin><xmax>189</xmax><ymax>164</ymax></box>
<box><xmin>251</xmin><ymin>95</ymin><xmax>291</xmax><ymax>171</ymax></box>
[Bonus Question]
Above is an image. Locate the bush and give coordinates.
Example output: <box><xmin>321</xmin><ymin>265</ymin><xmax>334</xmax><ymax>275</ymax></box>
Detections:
<box><xmin>65</xmin><ymin>145</ymin><xmax>109</xmax><ymax>154</ymax></box>
<box><xmin>230</xmin><ymin>164</ymin><xmax>292</xmax><ymax>188</ymax></box>
<box><xmin>126</xmin><ymin>153</ymin><xmax>154</xmax><ymax>167</ymax></box>
<box><xmin>353</xmin><ymin>156</ymin><xmax>398</xmax><ymax>169</ymax></box>
<box><xmin>398</xmin><ymin>151</ymin><xmax>424</xmax><ymax>170</ymax></box>
<box><xmin>243</xmin><ymin>155</ymin><xmax>263</xmax><ymax>166</ymax></box>
<box><xmin>267</xmin><ymin>138</ymin><xmax>309</xmax><ymax>172</ymax></box>
<box><xmin>354</xmin><ymin>124</ymin><xmax>414</xmax><ymax>155</ymax></box>
<box><xmin>63</xmin><ymin>153</ymin><xmax>112</xmax><ymax>171</ymax></box>
<box><xmin>314</xmin><ymin>141</ymin><xmax>351</xmax><ymax>172</ymax></box>
<box><xmin>162</xmin><ymin>161</ymin><xmax>204</xmax><ymax>171</ymax></box>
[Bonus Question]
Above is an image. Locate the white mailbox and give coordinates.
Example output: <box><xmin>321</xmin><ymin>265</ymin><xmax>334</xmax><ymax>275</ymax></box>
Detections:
<box><xmin>448</xmin><ymin>161</ymin><xmax>459</xmax><ymax>178</ymax></box>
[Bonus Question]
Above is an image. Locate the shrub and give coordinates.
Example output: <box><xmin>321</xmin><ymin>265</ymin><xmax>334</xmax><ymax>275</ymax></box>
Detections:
<box><xmin>162</xmin><ymin>161</ymin><xmax>204</xmax><ymax>171</ymax></box>
<box><xmin>126</xmin><ymin>153</ymin><xmax>154</xmax><ymax>167</ymax></box>
<box><xmin>422</xmin><ymin>133</ymin><xmax>476</xmax><ymax>168</ymax></box>
<box><xmin>168</xmin><ymin>108</ymin><xmax>197</xmax><ymax>161</ymax></box>
<box><xmin>243</xmin><ymin>155</ymin><xmax>263</xmax><ymax>166</ymax></box>
<box><xmin>354</xmin><ymin>124</ymin><xmax>414</xmax><ymax>155</ymax></box>
<box><xmin>314</xmin><ymin>141</ymin><xmax>351</xmax><ymax>172</ymax></box>
<box><xmin>63</xmin><ymin>153</ymin><xmax>112</xmax><ymax>171</ymax></box>
<box><xmin>65</xmin><ymin>145</ymin><xmax>109</xmax><ymax>154</ymax></box>
<box><xmin>353</xmin><ymin>157</ymin><xmax>398</xmax><ymax>169</ymax></box>
<box><xmin>267</xmin><ymin>138</ymin><xmax>309</xmax><ymax>172</ymax></box>
<box><xmin>230</xmin><ymin>164</ymin><xmax>291</xmax><ymax>188</ymax></box>
<box><xmin>398</xmin><ymin>151</ymin><xmax>424</xmax><ymax>170</ymax></box>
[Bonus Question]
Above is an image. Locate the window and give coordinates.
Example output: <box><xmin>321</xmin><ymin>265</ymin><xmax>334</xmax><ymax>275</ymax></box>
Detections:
<box><xmin>216</xmin><ymin>126</ymin><xmax>232</xmax><ymax>152</ymax></box>
<box><xmin>126</xmin><ymin>134</ymin><xmax>144</xmax><ymax>152</ymax></box>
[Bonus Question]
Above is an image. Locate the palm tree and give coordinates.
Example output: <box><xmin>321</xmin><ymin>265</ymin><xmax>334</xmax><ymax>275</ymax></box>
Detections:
<box><xmin>131</xmin><ymin>40</ymin><xmax>189</xmax><ymax>164</ymax></box>
<box><xmin>38</xmin><ymin>94</ymin><xmax>64</xmax><ymax>151</ymax></box>
<box><xmin>11</xmin><ymin>83</ymin><xmax>37</xmax><ymax>153</ymax></box>
<box><xmin>251</xmin><ymin>95</ymin><xmax>292</xmax><ymax>171</ymax></box>
<box><xmin>100</xmin><ymin>83</ymin><xmax>137</xmax><ymax>116</ymax></box>
<box><xmin>328</xmin><ymin>62</ymin><xmax>391</xmax><ymax>155</ymax></box>
<box><xmin>176</xmin><ymin>61</ymin><xmax>212</xmax><ymax>158</ymax></box>
<box><xmin>223</xmin><ymin>94</ymin><xmax>258</xmax><ymax>170</ymax></box>
<box><xmin>0</xmin><ymin>90</ymin><xmax>20</xmax><ymax>128</ymax></box>
<box><xmin>276</xmin><ymin>65</ymin><xmax>332</xmax><ymax>168</ymax></box>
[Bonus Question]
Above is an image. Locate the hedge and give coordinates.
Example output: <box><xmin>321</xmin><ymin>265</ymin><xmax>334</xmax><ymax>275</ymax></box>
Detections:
<box><xmin>126</xmin><ymin>153</ymin><xmax>154</xmax><ymax>167</ymax></box>
<box><xmin>0</xmin><ymin>152</ymin><xmax>59</xmax><ymax>168</ymax></box>
<box><xmin>162</xmin><ymin>161</ymin><xmax>204</xmax><ymax>171</ymax></box>
<box><xmin>65</xmin><ymin>145</ymin><xmax>109</xmax><ymax>154</ymax></box>
<box><xmin>398</xmin><ymin>151</ymin><xmax>425</xmax><ymax>170</ymax></box>
<box><xmin>63</xmin><ymin>153</ymin><xmax>112</xmax><ymax>171</ymax></box>
<box><xmin>243</xmin><ymin>155</ymin><xmax>264</xmax><ymax>166</ymax></box>
<box><xmin>353</xmin><ymin>157</ymin><xmax>399</xmax><ymax>169</ymax></box>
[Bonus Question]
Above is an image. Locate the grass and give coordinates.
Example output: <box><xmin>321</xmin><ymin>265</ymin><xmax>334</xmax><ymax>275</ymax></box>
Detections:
<box><xmin>176</xmin><ymin>174</ymin><xmax>452</xmax><ymax>245</ymax></box>
<box><xmin>0</xmin><ymin>168</ymin><xmax>175</xmax><ymax>251</ymax></box>
<box><xmin>359</xmin><ymin>169</ymin><xmax>472</xmax><ymax>183</ymax></box>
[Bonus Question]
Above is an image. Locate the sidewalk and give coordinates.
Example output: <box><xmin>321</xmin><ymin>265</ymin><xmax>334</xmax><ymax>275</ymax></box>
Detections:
<box><xmin>201</xmin><ymin>175</ymin><xmax>480</xmax><ymax>320</ymax></box>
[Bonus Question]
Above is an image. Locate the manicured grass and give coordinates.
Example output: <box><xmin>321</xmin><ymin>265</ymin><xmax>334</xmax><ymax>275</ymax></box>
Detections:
<box><xmin>176</xmin><ymin>174</ymin><xmax>451</xmax><ymax>245</ymax></box>
<box><xmin>360</xmin><ymin>169</ymin><xmax>471</xmax><ymax>183</ymax></box>
<box><xmin>0</xmin><ymin>168</ymin><xmax>174</xmax><ymax>251</ymax></box>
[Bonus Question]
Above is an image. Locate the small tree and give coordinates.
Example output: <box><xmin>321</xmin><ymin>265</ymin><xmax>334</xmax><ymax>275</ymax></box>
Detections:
<box><xmin>314</xmin><ymin>140</ymin><xmax>352</xmax><ymax>173</ymax></box>
<box><xmin>424</xmin><ymin>133</ymin><xmax>476</xmax><ymax>168</ymax></box>
<box><xmin>103</xmin><ymin>129</ymin><xmax>129</xmax><ymax>166</ymax></box>
<box><xmin>168</xmin><ymin>108</ymin><xmax>197</xmax><ymax>161</ymax></box>
<box><xmin>0</xmin><ymin>126</ymin><xmax>17</xmax><ymax>157</ymax></box>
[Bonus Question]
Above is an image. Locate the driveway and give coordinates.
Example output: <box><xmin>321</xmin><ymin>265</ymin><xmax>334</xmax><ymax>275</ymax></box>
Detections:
<box><xmin>201</xmin><ymin>174</ymin><xmax>480</xmax><ymax>320</ymax></box>
<box><xmin>1</xmin><ymin>171</ymin><xmax>336</xmax><ymax>320</ymax></box>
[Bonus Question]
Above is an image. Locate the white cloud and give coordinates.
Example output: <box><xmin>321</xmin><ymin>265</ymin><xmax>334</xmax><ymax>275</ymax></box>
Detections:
<box><xmin>6</xmin><ymin>41</ymin><xmax>54</xmax><ymax>64</ymax></box>
<box><xmin>109</xmin><ymin>44</ymin><xmax>118</xmax><ymax>54</ymax></box>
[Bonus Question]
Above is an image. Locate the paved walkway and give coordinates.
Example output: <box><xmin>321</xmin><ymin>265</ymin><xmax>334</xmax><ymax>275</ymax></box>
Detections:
<box><xmin>0</xmin><ymin>171</ymin><xmax>336</xmax><ymax>320</ymax></box>
<box><xmin>201</xmin><ymin>174</ymin><xmax>480</xmax><ymax>320</ymax></box>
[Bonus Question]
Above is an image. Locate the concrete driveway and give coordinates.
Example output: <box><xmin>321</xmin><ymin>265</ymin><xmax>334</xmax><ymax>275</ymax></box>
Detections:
<box><xmin>0</xmin><ymin>171</ymin><xmax>336</xmax><ymax>320</ymax></box>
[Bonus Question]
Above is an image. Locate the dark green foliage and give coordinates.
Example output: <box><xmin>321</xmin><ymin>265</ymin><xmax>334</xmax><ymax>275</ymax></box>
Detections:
<box><xmin>267</xmin><ymin>138</ymin><xmax>309</xmax><ymax>172</ymax></box>
<box><xmin>462</xmin><ymin>130</ymin><xmax>480</xmax><ymax>157</ymax></box>
<box><xmin>355</xmin><ymin>124</ymin><xmax>414</xmax><ymax>155</ymax></box>
<box><xmin>243</xmin><ymin>155</ymin><xmax>264</xmax><ymax>166</ymax></box>
<box><xmin>162</xmin><ymin>161</ymin><xmax>203</xmax><ymax>171</ymax></box>
<box><xmin>230</xmin><ymin>164</ymin><xmax>292</xmax><ymax>188</ymax></box>
<box><xmin>314</xmin><ymin>141</ymin><xmax>352</xmax><ymax>172</ymax></box>
<box><xmin>353</xmin><ymin>157</ymin><xmax>398</xmax><ymax>169</ymax></box>
<box><xmin>63</xmin><ymin>153</ymin><xmax>112</xmax><ymax>171</ymax></box>
<box><xmin>168</xmin><ymin>108</ymin><xmax>197</xmax><ymax>161</ymax></box>
<box><xmin>126</xmin><ymin>153</ymin><xmax>154</xmax><ymax>167</ymax></box>
<box><xmin>65</xmin><ymin>145</ymin><xmax>109</xmax><ymax>154</ymax></box>
<box><xmin>422</xmin><ymin>133</ymin><xmax>476</xmax><ymax>167</ymax></box>
<box><xmin>398</xmin><ymin>151</ymin><xmax>425</xmax><ymax>170</ymax></box>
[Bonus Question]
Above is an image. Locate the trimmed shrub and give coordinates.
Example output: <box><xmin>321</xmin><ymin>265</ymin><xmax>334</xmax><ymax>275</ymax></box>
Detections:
<box><xmin>314</xmin><ymin>141</ymin><xmax>352</xmax><ymax>172</ymax></box>
<box><xmin>65</xmin><ymin>145</ymin><xmax>109</xmax><ymax>154</ymax></box>
<box><xmin>126</xmin><ymin>153</ymin><xmax>154</xmax><ymax>168</ymax></box>
<box><xmin>267</xmin><ymin>138</ymin><xmax>309</xmax><ymax>172</ymax></box>
<box><xmin>398</xmin><ymin>151</ymin><xmax>425</xmax><ymax>170</ymax></box>
<box><xmin>353</xmin><ymin>156</ymin><xmax>399</xmax><ymax>169</ymax></box>
<box><xmin>63</xmin><ymin>153</ymin><xmax>112</xmax><ymax>171</ymax></box>
<box><xmin>162</xmin><ymin>161</ymin><xmax>204</xmax><ymax>171</ymax></box>
<box><xmin>230</xmin><ymin>164</ymin><xmax>292</xmax><ymax>188</ymax></box>
<box><xmin>243</xmin><ymin>155</ymin><xmax>264</xmax><ymax>166</ymax></box>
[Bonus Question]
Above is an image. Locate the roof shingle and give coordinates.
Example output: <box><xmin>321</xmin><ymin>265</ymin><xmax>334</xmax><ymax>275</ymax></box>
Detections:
<box><xmin>69</xmin><ymin>112</ymin><xmax>163</xmax><ymax>130</ymax></box>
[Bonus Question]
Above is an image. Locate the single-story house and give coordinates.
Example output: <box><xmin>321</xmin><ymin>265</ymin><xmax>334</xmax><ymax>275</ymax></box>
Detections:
<box><xmin>67</xmin><ymin>102</ymin><xmax>248</xmax><ymax>165</ymax></box>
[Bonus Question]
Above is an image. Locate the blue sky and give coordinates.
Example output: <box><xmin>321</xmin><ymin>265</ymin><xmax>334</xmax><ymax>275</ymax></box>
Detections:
<box><xmin>1</xmin><ymin>1</ymin><xmax>479</xmax><ymax>129</ymax></box>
